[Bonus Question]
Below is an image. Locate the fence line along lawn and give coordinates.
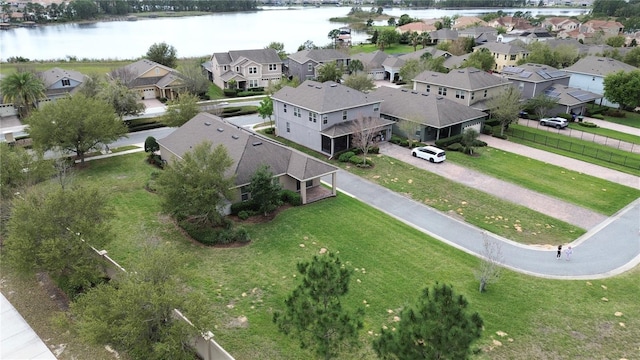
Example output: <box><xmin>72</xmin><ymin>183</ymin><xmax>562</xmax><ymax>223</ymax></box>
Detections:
<box><xmin>446</xmin><ymin>147</ymin><xmax>640</xmax><ymax>215</ymax></box>
<box><xmin>67</xmin><ymin>153</ymin><xmax>640</xmax><ymax>360</ymax></box>
<box><xmin>567</xmin><ymin>123</ymin><xmax>640</xmax><ymax>145</ymax></box>
<box><xmin>507</xmin><ymin>124</ymin><xmax>640</xmax><ymax>177</ymax></box>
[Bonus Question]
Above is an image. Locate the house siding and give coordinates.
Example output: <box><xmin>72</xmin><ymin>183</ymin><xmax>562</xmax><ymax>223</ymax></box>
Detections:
<box><xmin>567</xmin><ymin>73</ymin><xmax>615</xmax><ymax>108</ymax></box>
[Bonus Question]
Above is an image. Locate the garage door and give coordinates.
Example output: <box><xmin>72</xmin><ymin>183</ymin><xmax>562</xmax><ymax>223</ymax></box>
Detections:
<box><xmin>143</xmin><ymin>88</ymin><xmax>156</xmax><ymax>100</ymax></box>
<box><xmin>463</xmin><ymin>122</ymin><xmax>481</xmax><ymax>134</ymax></box>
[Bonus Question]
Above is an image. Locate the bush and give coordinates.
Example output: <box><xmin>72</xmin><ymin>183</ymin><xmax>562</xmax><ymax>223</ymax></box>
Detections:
<box><xmin>471</xmin><ymin>139</ymin><xmax>487</xmax><ymax>147</ymax></box>
<box><xmin>238</xmin><ymin>211</ymin><xmax>251</xmax><ymax>220</ymax></box>
<box><xmin>481</xmin><ymin>124</ymin><xmax>493</xmax><ymax>135</ymax></box>
<box><xmin>484</xmin><ymin>119</ymin><xmax>501</xmax><ymax>127</ymax></box>
<box><xmin>578</xmin><ymin>121</ymin><xmax>598</xmax><ymax>128</ymax></box>
<box><xmin>179</xmin><ymin>220</ymin><xmax>218</xmax><ymax>245</ymax></box>
<box><xmin>147</xmin><ymin>154</ymin><xmax>164</xmax><ymax>169</ymax></box>
<box><xmin>237</xmin><ymin>90</ymin><xmax>265</xmax><ymax>97</ymax></box>
<box><xmin>369</xmin><ymin>146</ymin><xmax>380</xmax><ymax>154</ymax></box>
<box><xmin>435</xmin><ymin>134</ymin><xmax>463</xmax><ymax>148</ymax></box>
<box><xmin>492</xmin><ymin>133</ymin><xmax>508</xmax><ymax>139</ymax></box>
<box><xmin>592</xmin><ymin>114</ymin><xmax>605</xmax><ymax>120</ymax></box>
<box><xmin>230</xmin><ymin>200</ymin><xmax>258</xmax><ymax>215</ymax></box>
<box><xmin>447</xmin><ymin>142</ymin><xmax>463</xmax><ymax>152</ymax></box>
<box><xmin>223</xmin><ymin>89</ymin><xmax>237</xmax><ymax>97</ymax></box>
<box><xmin>280</xmin><ymin>189</ymin><xmax>302</xmax><ymax>206</ymax></box>
<box><xmin>264</xmin><ymin>127</ymin><xmax>275</xmax><ymax>134</ymax></box>
<box><xmin>234</xmin><ymin>227</ymin><xmax>250</xmax><ymax>243</ymax></box>
<box><xmin>389</xmin><ymin>135</ymin><xmax>403</xmax><ymax>145</ymax></box>
<box><xmin>216</xmin><ymin>229</ymin><xmax>235</xmax><ymax>245</ymax></box>
<box><xmin>338</xmin><ymin>151</ymin><xmax>356</xmax><ymax>162</ymax></box>
<box><xmin>349</xmin><ymin>155</ymin><xmax>372</xmax><ymax>167</ymax></box>
<box><xmin>556</xmin><ymin>113</ymin><xmax>572</xmax><ymax>121</ymax></box>
<box><xmin>400</xmin><ymin>139</ymin><xmax>409</xmax><ymax>147</ymax></box>
<box><xmin>604</xmin><ymin>109</ymin><xmax>626</xmax><ymax>118</ymax></box>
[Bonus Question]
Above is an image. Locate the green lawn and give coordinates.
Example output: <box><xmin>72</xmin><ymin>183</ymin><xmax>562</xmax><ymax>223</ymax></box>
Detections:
<box><xmin>586</xmin><ymin>104</ymin><xmax>640</xmax><ymax>129</ymax></box>
<box><xmin>351</xmin><ymin>43</ymin><xmax>416</xmax><ymax>55</ymax></box>
<box><xmin>446</xmin><ymin>147</ymin><xmax>640</xmax><ymax>215</ymax></box>
<box><xmin>567</xmin><ymin>123</ymin><xmax>640</xmax><ymax>145</ymax></box>
<box><xmin>507</xmin><ymin>124</ymin><xmax>640</xmax><ymax>177</ymax></box>
<box><xmin>62</xmin><ymin>153</ymin><xmax>640</xmax><ymax>360</ymax></box>
<box><xmin>0</xmin><ymin>58</ymin><xmax>201</xmax><ymax>75</ymax></box>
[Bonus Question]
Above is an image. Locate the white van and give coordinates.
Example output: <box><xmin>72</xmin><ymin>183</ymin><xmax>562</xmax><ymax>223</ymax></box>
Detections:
<box><xmin>411</xmin><ymin>146</ymin><xmax>446</xmax><ymax>163</ymax></box>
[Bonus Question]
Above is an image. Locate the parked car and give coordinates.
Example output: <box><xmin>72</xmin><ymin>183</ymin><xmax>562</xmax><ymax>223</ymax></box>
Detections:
<box><xmin>519</xmin><ymin>110</ymin><xmax>529</xmax><ymax>119</ymax></box>
<box><xmin>411</xmin><ymin>146</ymin><xmax>446</xmax><ymax>163</ymax></box>
<box><xmin>540</xmin><ymin>117</ymin><xmax>568</xmax><ymax>129</ymax></box>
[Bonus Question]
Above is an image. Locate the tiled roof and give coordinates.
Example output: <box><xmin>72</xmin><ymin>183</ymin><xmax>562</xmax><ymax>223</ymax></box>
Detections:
<box><xmin>271</xmin><ymin>80</ymin><xmax>380</xmax><ymax>113</ymax></box>
<box><xmin>413</xmin><ymin>67</ymin><xmax>510</xmax><ymax>90</ymax></box>
<box><xmin>563</xmin><ymin>56</ymin><xmax>638</xmax><ymax>77</ymax></box>
<box><xmin>368</xmin><ymin>86</ymin><xmax>486</xmax><ymax>128</ymax></box>
<box><xmin>157</xmin><ymin>113</ymin><xmax>338</xmax><ymax>186</ymax></box>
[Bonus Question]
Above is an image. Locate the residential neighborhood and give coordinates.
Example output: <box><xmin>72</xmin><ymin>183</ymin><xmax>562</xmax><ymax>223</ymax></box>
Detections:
<box><xmin>1</xmin><ymin>1</ymin><xmax>640</xmax><ymax>360</ymax></box>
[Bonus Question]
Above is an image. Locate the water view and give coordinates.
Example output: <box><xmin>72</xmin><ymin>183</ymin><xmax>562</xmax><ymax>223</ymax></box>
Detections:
<box><xmin>0</xmin><ymin>6</ymin><xmax>588</xmax><ymax>61</ymax></box>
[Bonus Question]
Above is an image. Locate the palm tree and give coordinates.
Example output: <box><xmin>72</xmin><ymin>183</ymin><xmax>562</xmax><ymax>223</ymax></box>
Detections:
<box><xmin>409</xmin><ymin>31</ymin><xmax>420</xmax><ymax>51</ymax></box>
<box><xmin>328</xmin><ymin>29</ymin><xmax>341</xmax><ymax>49</ymax></box>
<box><xmin>0</xmin><ymin>71</ymin><xmax>46</xmax><ymax>118</ymax></box>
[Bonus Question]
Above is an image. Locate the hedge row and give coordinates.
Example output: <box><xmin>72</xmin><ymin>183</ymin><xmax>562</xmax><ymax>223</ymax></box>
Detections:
<box><xmin>229</xmin><ymin>189</ymin><xmax>302</xmax><ymax>216</ymax></box>
<box><xmin>179</xmin><ymin>220</ymin><xmax>250</xmax><ymax>246</ymax></box>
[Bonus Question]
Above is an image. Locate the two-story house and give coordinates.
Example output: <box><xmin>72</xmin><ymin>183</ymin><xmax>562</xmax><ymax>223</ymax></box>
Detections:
<box><xmin>541</xmin><ymin>17</ymin><xmax>580</xmax><ymax>32</ymax></box>
<box><xmin>563</xmin><ymin>56</ymin><xmax>638</xmax><ymax>108</ymax></box>
<box><xmin>452</xmin><ymin>16</ymin><xmax>487</xmax><ymax>30</ymax></box>
<box><xmin>205</xmin><ymin>48</ymin><xmax>282</xmax><ymax>90</ymax></box>
<box><xmin>412</xmin><ymin>67</ymin><xmax>512</xmax><ymax>111</ymax></box>
<box><xmin>381</xmin><ymin>47</ymin><xmax>453</xmax><ymax>83</ymax></box>
<box><xmin>457</xmin><ymin>26</ymin><xmax>498</xmax><ymax>45</ymax></box>
<box><xmin>271</xmin><ymin>80</ymin><xmax>393</xmax><ymax>156</ymax></box>
<box><xmin>286</xmin><ymin>49</ymin><xmax>350</xmax><ymax>82</ymax></box>
<box><xmin>368</xmin><ymin>86</ymin><xmax>488</xmax><ymax>142</ymax></box>
<box><xmin>580</xmin><ymin>20</ymin><xmax>624</xmax><ymax>37</ymax></box>
<box><xmin>111</xmin><ymin>59</ymin><xmax>184</xmax><ymax>100</ymax></box>
<box><xmin>501</xmin><ymin>63</ymin><xmax>600</xmax><ymax>115</ymax></box>
<box><xmin>473</xmin><ymin>42</ymin><xmax>529</xmax><ymax>72</ymax></box>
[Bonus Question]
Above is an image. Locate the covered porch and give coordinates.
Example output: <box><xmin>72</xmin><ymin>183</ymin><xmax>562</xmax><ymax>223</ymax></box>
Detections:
<box><xmin>320</xmin><ymin>117</ymin><xmax>395</xmax><ymax>157</ymax></box>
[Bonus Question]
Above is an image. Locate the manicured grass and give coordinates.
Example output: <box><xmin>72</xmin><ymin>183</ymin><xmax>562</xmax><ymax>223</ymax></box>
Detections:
<box><xmin>0</xmin><ymin>58</ymin><xmax>201</xmax><ymax>75</ymax></box>
<box><xmin>55</xmin><ymin>153</ymin><xmax>640</xmax><ymax>360</ymax></box>
<box><xmin>586</xmin><ymin>104</ymin><xmax>640</xmax><ymax>129</ymax></box>
<box><xmin>567</xmin><ymin>123</ymin><xmax>640</xmax><ymax>145</ymax></box>
<box><xmin>446</xmin><ymin>147</ymin><xmax>640</xmax><ymax>215</ymax></box>
<box><xmin>351</xmin><ymin>43</ymin><xmax>416</xmax><ymax>55</ymax></box>
<box><xmin>507</xmin><ymin>124</ymin><xmax>640</xmax><ymax>176</ymax></box>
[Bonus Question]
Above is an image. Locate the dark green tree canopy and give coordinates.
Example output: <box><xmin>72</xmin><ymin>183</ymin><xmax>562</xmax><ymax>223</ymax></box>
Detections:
<box><xmin>144</xmin><ymin>136</ymin><xmax>159</xmax><ymax>153</ymax></box>
<box><xmin>161</xmin><ymin>92</ymin><xmax>200</xmax><ymax>127</ymax></box>
<box><xmin>373</xmin><ymin>283</ymin><xmax>483</xmax><ymax>360</ymax></box>
<box><xmin>248</xmin><ymin>165</ymin><xmax>282</xmax><ymax>216</ymax></box>
<box><xmin>273</xmin><ymin>252</ymin><xmax>364</xmax><ymax>359</ymax></box>
<box><xmin>266</xmin><ymin>41</ymin><xmax>287</xmax><ymax>60</ymax></box>
<box><xmin>316</xmin><ymin>62</ymin><xmax>343</xmax><ymax>83</ymax></box>
<box><xmin>343</xmin><ymin>73</ymin><xmax>376</xmax><ymax>93</ymax></box>
<box><xmin>603</xmin><ymin>70</ymin><xmax>640</xmax><ymax>110</ymax></box>
<box><xmin>99</xmin><ymin>80</ymin><xmax>145</xmax><ymax>119</ymax></box>
<box><xmin>146</xmin><ymin>42</ymin><xmax>178</xmax><ymax>68</ymax></box>
<box><xmin>461</xmin><ymin>50</ymin><xmax>495</xmax><ymax>71</ymax></box>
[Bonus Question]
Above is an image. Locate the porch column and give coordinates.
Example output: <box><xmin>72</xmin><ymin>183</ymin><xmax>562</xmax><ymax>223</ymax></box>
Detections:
<box><xmin>301</xmin><ymin>186</ymin><xmax>308</xmax><ymax>204</ymax></box>
<box><xmin>331</xmin><ymin>172</ymin><xmax>336</xmax><ymax>196</ymax></box>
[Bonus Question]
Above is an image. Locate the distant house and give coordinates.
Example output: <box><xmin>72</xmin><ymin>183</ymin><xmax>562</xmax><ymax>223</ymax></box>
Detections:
<box><xmin>382</xmin><ymin>47</ymin><xmax>452</xmax><ymax>82</ymax></box>
<box><xmin>541</xmin><ymin>17</ymin><xmax>580</xmax><ymax>32</ymax></box>
<box><xmin>488</xmin><ymin>16</ymin><xmax>532</xmax><ymax>32</ymax></box>
<box><xmin>457</xmin><ymin>26</ymin><xmax>498</xmax><ymax>45</ymax></box>
<box><xmin>473</xmin><ymin>42</ymin><xmax>529</xmax><ymax>72</ymax></box>
<box><xmin>580</xmin><ymin>20</ymin><xmax>624</xmax><ymax>37</ymax></box>
<box><xmin>38</xmin><ymin>67</ymin><xmax>87</xmax><ymax>101</ymax></box>
<box><xmin>350</xmin><ymin>50</ymin><xmax>389</xmax><ymax>80</ymax></box>
<box><xmin>368</xmin><ymin>86</ymin><xmax>487</xmax><ymax>142</ymax></box>
<box><xmin>158</xmin><ymin>112</ymin><xmax>338</xmax><ymax>207</ymax></box>
<box><xmin>428</xmin><ymin>28</ymin><xmax>459</xmax><ymax>44</ymax></box>
<box><xmin>271</xmin><ymin>80</ymin><xmax>393</xmax><ymax>156</ymax></box>
<box><xmin>286</xmin><ymin>49</ymin><xmax>350</xmax><ymax>82</ymax></box>
<box><xmin>396</xmin><ymin>21</ymin><xmax>436</xmax><ymax>35</ymax></box>
<box><xmin>563</xmin><ymin>56</ymin><xmax>638</xmax><ymax>108</ymax></box>
<box><xmin>412</xmin><ymin>67</ymin><xmax>512</xmax><ymax>111</ymax></box>
<box><xmin>204</xmin><ymin>48</ymin><xmax>283</xmax><ymax>90</ymax></box>
<box><xmin>501</xmin><ymin>63</ymin><xmax>600</xmax><ymax>115</ymax></box>
<box><xmin>514</xmin><ymin>29</ymin><xmax>554</xmax><ymax>44</ymax></box>
<box><xmin>452</xmin><ymin>16</ymin><xmax>487</xmax><ymax>30</ymax></box>
<box><xmin>111</xmin><ymin>59</ymin><xmax>184</xmax><ymax>100</ymax></box>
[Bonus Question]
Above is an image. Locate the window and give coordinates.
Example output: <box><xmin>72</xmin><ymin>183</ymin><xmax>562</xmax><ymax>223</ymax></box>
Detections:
<box><xmin>518</xmin><ymin>81</ymin><xmax>524</xmax><ymax>89</ymax></box>
<box><xmin>61</xmin><ymin>79</ymin><xmax>71</xmax><ymax>86</ymax></box>
<box><xmin>510</xmin><ymin>54</ymin><xmax>517</xmax><ymax>61</ymax></box>
<box><xmin>483</xmin><ymin>89</ymin><xmax>488</xmax><ymax>98</ymax></box>
<box><xmin>286</xmin><ymin>122</ymin><xmax>290</xmax><ymax>132</ymax></box>
<box><xmin>249</xmin><ymin>66</ymin><xmax>257</xmax><ymax>74</ymax></box>
<box><xmin>283</xmin><ymin>104</ymin><xmax>287</xmax><ymax>113</ymax></box>
<box><xmin>223</xmin><ymin>65</ymin><xmax>227</xmax><ymax>71</ymax></box>
<box><xmin>455</xmin><ymin>90</ymin><xmax>465</xmax><ymax>99</ymax></box>
<box><xmin>308</xmin><ymin>63</ymin><xmax>313</xmax><ymax>72</ymax></box>
<box><xmin>240</xmin><ymin>186</ymin><xmax>250</xmax><ymax>201</ymax></box>
<box><xmin>373</xmin><ymin>104</ymin><xmax>379</xmax><ymax>112</ymax></box>
<box><xmin>438</xmin><ymin>87</ymin><xmax>447</xmax><ymax>96</ymax></box>
<box><xmin>342</xmin><ymin>110</ymin><xmax>347</xmax><ymax>120</ymax></box>
<box><xmin>323</xmin><ymin>115</ymin><xmax>328</xmax><ymax>124</ymax></box>
<box><xmin>269</xmin><ymin>64</ymin><xmax>277</xmax><ymax>71</ymax></box>
<box><xmin>294</xmin><ymin>107</ymin><xmax>301</xmax><ymax>117</ymax></box>
<box><xmin>249</xmin><ymin>79</ymin><xmax>259</xmax><ymax>88</ymax></box>
<box><xmin>503</xmin><ymin>55</ymin><xmax>507</xmax><ymax>60</ymax></box>
<box><xmin>309</xmin><ymin>112</ymin><xmax>317</xmax><ymax>122</ymax></box>
<box><xmin>426</xmin><ymin>84</ymin><xmax>430</xmax><ymax>92</ymax></box>
<box><xmin>471</xmin><ymin>92</ymin><xmax>475</xmax><ymax>100</ymax></box>
<box><xmin>236</xmin><ymin>66</ymin><xmax>239</xmax><ymax>72</ymax></box>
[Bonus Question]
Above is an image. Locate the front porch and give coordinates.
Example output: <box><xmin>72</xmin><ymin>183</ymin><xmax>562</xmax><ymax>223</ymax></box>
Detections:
<box><xmin>305</xmin><ymin>185</ymin><xmax>336</xmax><ymax>203</ymax></box>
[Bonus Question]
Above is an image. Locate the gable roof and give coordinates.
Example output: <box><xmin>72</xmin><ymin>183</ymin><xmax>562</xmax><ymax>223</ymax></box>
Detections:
<box><xmin>453</xmin><ymin>16</ymin><xmax>487</xmax><ymax>30</ymax></box>
<box><xmin>271</xmin><ymin>80</ymin><xmax>380</xmax><ymax>113</ymax></box>
<box><xmin>368</xmin><ymin>86</ymin><xmax>486</xmax><ymax>128</ymax></box>
<box><xmin>397</xmin><ymin>21</ymin><xmax>436</xmax><ymax>33</ymax></box>
<box><xmin>287</xmin><ymin>49</ymin><xmax>350</xmax><ymax>65</ymax></box>
<box><xmin>212</xmin><ymin>48</ymin><xmax>282</xmax><ymax>65</ymax></box>
<box><xmin>351</xmin><ymin>50</ymin><xmax>390</xmax><ymax>70</ymax></box>
<box><xmin>121</xmin><ymin>59</ymin><xmax>174</xmax><ymax>78</ymax></box>
<box><xmin>429</xmin><ymin>28</ymin><xmax>459</xmax><ymax>41</ymax></box>
<box><xmin>474</xmin><ymin>41</ymin><xmax>528</xmax><ymax>55</ymax></box>
<box><xmin>413</xmin><ymin>67</ymin><xmax>510</xmax><ymax>90</ymax></box>
<box><xmin>563</xmin><ymin>56</ymin><xmax>638</xmax><ymax>77</ymax></box>
<box><xmin>117</xmin><ymin>59</ymin><xmax>181</xmax><ymax>89</ymax></box>
<box><xmin>157</xmin><ymin>112</ymin><xmax>338</xmax><ymax>186</ymax></box>
<box><xmin>38</xmin><ymin>67</ymin><xmax>86</xmax><ymax>88</ymax></box>
<box><xmin>543</xmin><ymin>84</ymin><xmax>601</xmax><ymax>106</ymax></box>
<box><xmin>581</xmin><ymin>20</ymin><xmax>624</xmax><ymax>32</ymax></box>
<box><xmin>502</xmin><ymin>63</ymin><xmax>570</xmax><ymax>83</ymax></box>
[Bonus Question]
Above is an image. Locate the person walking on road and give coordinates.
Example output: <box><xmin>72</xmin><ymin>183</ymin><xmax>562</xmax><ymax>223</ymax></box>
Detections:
<box><xmin>557</xmin><ymin>245</ymin><xmax>562</xmax><ymax>259</ymax></box>
<box><xmin>565</xmin><ymin>246</ymin><xmax>573</xmax><ymax>261</ymax></box>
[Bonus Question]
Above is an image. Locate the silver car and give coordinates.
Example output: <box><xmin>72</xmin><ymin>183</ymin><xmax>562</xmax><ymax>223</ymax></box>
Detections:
<box><xmin>540</xmin><ymin>117</ymin><xmax>568</xmax><ymax>129</ymax></box>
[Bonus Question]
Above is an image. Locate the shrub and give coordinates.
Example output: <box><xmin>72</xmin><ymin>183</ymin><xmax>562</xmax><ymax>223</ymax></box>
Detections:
<box><xmin>238</xmin><ymin>211</ymin><xmax>251</xmax><ymax>220</ymax></box>
<box><xmin>484</xmin><ymin>119</ymin><xmax>500</xmax><ymax>127</ymax></box>
<box><xmin>179</xmin><ymin>220</ymin><xmax>217</xmax><ymax>245</ymax></box>
<box><xmin>435</xmin><ymin>134</ymin><xmax>463</xmax><ymax>148</ymax></box>
<box><xmin>592</xmin><ymin>114</ymin><xmax>605</xmax><ymax>120</ymax></box>
<box><xmin>230</xmin><ymin>200</ymin><xmax>258</xmax><ymax>215</ymax></box>
<box><xmin>369</xmin><ymin>146</ymin><xmax>380</xmax><ymax>154</ymax></box>
<box><xmin>389</xmin><ymin>135</ymin><xmax>403</xmax><ymax>145</ymax></box>
<box><xmin>604</xmin><ymin>109</ymin><xmax>626</xmax><ymax>118</ymax></box>
<box><xmin>264</xmin><ymin>127</ymin><xmax>275</xmax><ymax>134</ymax></box>
<box><xmin>578</xmin><ymin>121</ymin><xmax>598</xmax><ymax>128</ymax></box>
<box><xmin>471</xmin><ymin>139</ymin><xmax>487</xmax><ymax>147</ymax></box>
<box><xmin>338</xmin><ymin>151</ymin><xmax>356</xmax><ymax>162</ymax></box>
<box><xmin>447</xmin><ymin>142</ymin><xmax>464</xmax><ymax>152</ymax></box>
<box><xmin>223</xmin><ymin>89</ymin><xmax>237</xmax><ymax>97</ymax></box>
<box><xmin>147</xmin><ymin>154</ymin><xmax>164</xmax><ymax>169</ymax></box>
<box><xmin>234</xmin><ymin>227</ymin><xmax>250</xmax><ymax>243</ymax></box>
<box><xmin>349</xmin><ymin>155</ymin><xmax>372</xmax><ymax>167</ymax></box>
<box><xmin>481</xmin><ymin>124</ymin><xmax>493</xmax><ymax>135</ymax></box>
<box><xmin>280</xmin><ymin>189</ymin><xmax>302</xmax><ymax>206</ymax></box>
<box><xmin>400</xmin><ymin>139</ymin><xmax>409</xmax><ymax>147</ymax></box>
<box><xmin>216</xmin><ymin>229</ymin><xmax>234</xmax><ymax>245</ymax></box>
<box><xmin>492</xmin><ymin>133</ymin><xmax>508</xmax><ymax>139</ymax></box>
<box><xmin>556</xmin><ymin>113</ymin><xmax>572</xmax><ymax>121</ymax></box>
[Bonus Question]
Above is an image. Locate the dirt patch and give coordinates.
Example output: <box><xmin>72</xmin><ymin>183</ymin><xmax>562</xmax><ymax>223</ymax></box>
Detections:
<box><xmin>36</xmin><ymin>272</ymin><xmax>71</xmax><ymax>311</ymax></box>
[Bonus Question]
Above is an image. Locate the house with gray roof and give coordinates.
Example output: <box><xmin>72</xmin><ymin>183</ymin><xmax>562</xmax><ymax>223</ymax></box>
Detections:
<box><xmin>111</xmin><ymin>59</ymin><xmax>184</xmax><ymax>100</ymax></box>
<box><xmin>271</xmin><ymin>80</ymin><xmax>393</xmax><ymax>156</ymax></box>
<box><xmin>350</xmin><ymin>50</ymin><xmax>389</xmax><ymax>80</ymax></box>
<box><xmin>381</xmin><ymin>47</ymin><xmax>452</xmax><ymax>82</ymax></box>
<box><xmin>429</xmin><ymin>28</ymin><xmax>459</xmax><ymax>44</ymax></box>
<box><xmin>368</xmin><ymin>86</ymin><xmax>487</xmax><ymax>142</ymax></box>
<box><xmin>205</xmin><ymin>48</ymin><xmax>282</xmax><ymax>91</ymax></box>
<box><xmin>412</xmin><ymin>67</ymin><xmax>512</xmax><ymax>111</ymax></box>
<box><xmin>285</xmin><ymin>49</ymin><xmax>350</xmax><ymax>82</ymax></box>
<box><xmin>473</xmin><ymin>42</ymin><xmax>529</xmax><ymax>72</ymax></box>
<box><xmin>563</xmin><ymin>56</ymin><xmax>638</xmax><ymax>108</ymax></box>
<box><xmin>502</xmin><ymin>63</ymin><xmax>600</xmax><ymax>115</ymax></box>
<box><xmin>158</xmin><ymin>112</ymin><xmax>338</xmax><ymax>207</ymax></box>
<box><xmin>38</xmin><ymin>67</ymin><xmax>87</xmax><ymax>100</ymax></box>
<box><xmin>457</xmin><ymin>26</ymin><xmax>498</xmax><ymax>45</ymax></box>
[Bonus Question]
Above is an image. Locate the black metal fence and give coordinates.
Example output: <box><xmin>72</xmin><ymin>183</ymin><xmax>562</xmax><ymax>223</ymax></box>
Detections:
<box><xmin>506</xmin><ymin>127</ymin><xmax>640</xmax><ymax>170</ymax></box>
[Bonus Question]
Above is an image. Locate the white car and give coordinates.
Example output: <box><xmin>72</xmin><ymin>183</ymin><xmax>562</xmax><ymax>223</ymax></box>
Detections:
<box><xmin>411</xmin><ymin>146</ymin><xmax>446</xmax><ymax>163</ymax></box>
<box><xmin>540</xmin><ymin>117</ymin><xmax>568</xmax><ymax>129</ymax></box>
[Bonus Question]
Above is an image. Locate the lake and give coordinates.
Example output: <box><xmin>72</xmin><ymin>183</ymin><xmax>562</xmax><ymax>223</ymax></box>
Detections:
<box><xmin>0</xmin><ymin>6</ymin><xmax>588</xmax><ymax>61</ymax></box>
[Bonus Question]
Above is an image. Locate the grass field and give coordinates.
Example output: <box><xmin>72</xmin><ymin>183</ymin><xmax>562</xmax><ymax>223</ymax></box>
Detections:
<box><xmin>568</xmin><ymin>123</ymin><xmax>640</xmax><ymax>145</ymax></box>
<box><xmin>446</xmin><ymin>147</ymin><xmax>640</xmax><ymax>215</ymax></box>
<box><xmin>48</xmin><ymin>153</ymin><xmax>640</xmax><ymax>359</ymax></box>
<box><xmin>0</xmin><ymin>58</ymin><xmax>201</xmax><ymax>76</ymax></box>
